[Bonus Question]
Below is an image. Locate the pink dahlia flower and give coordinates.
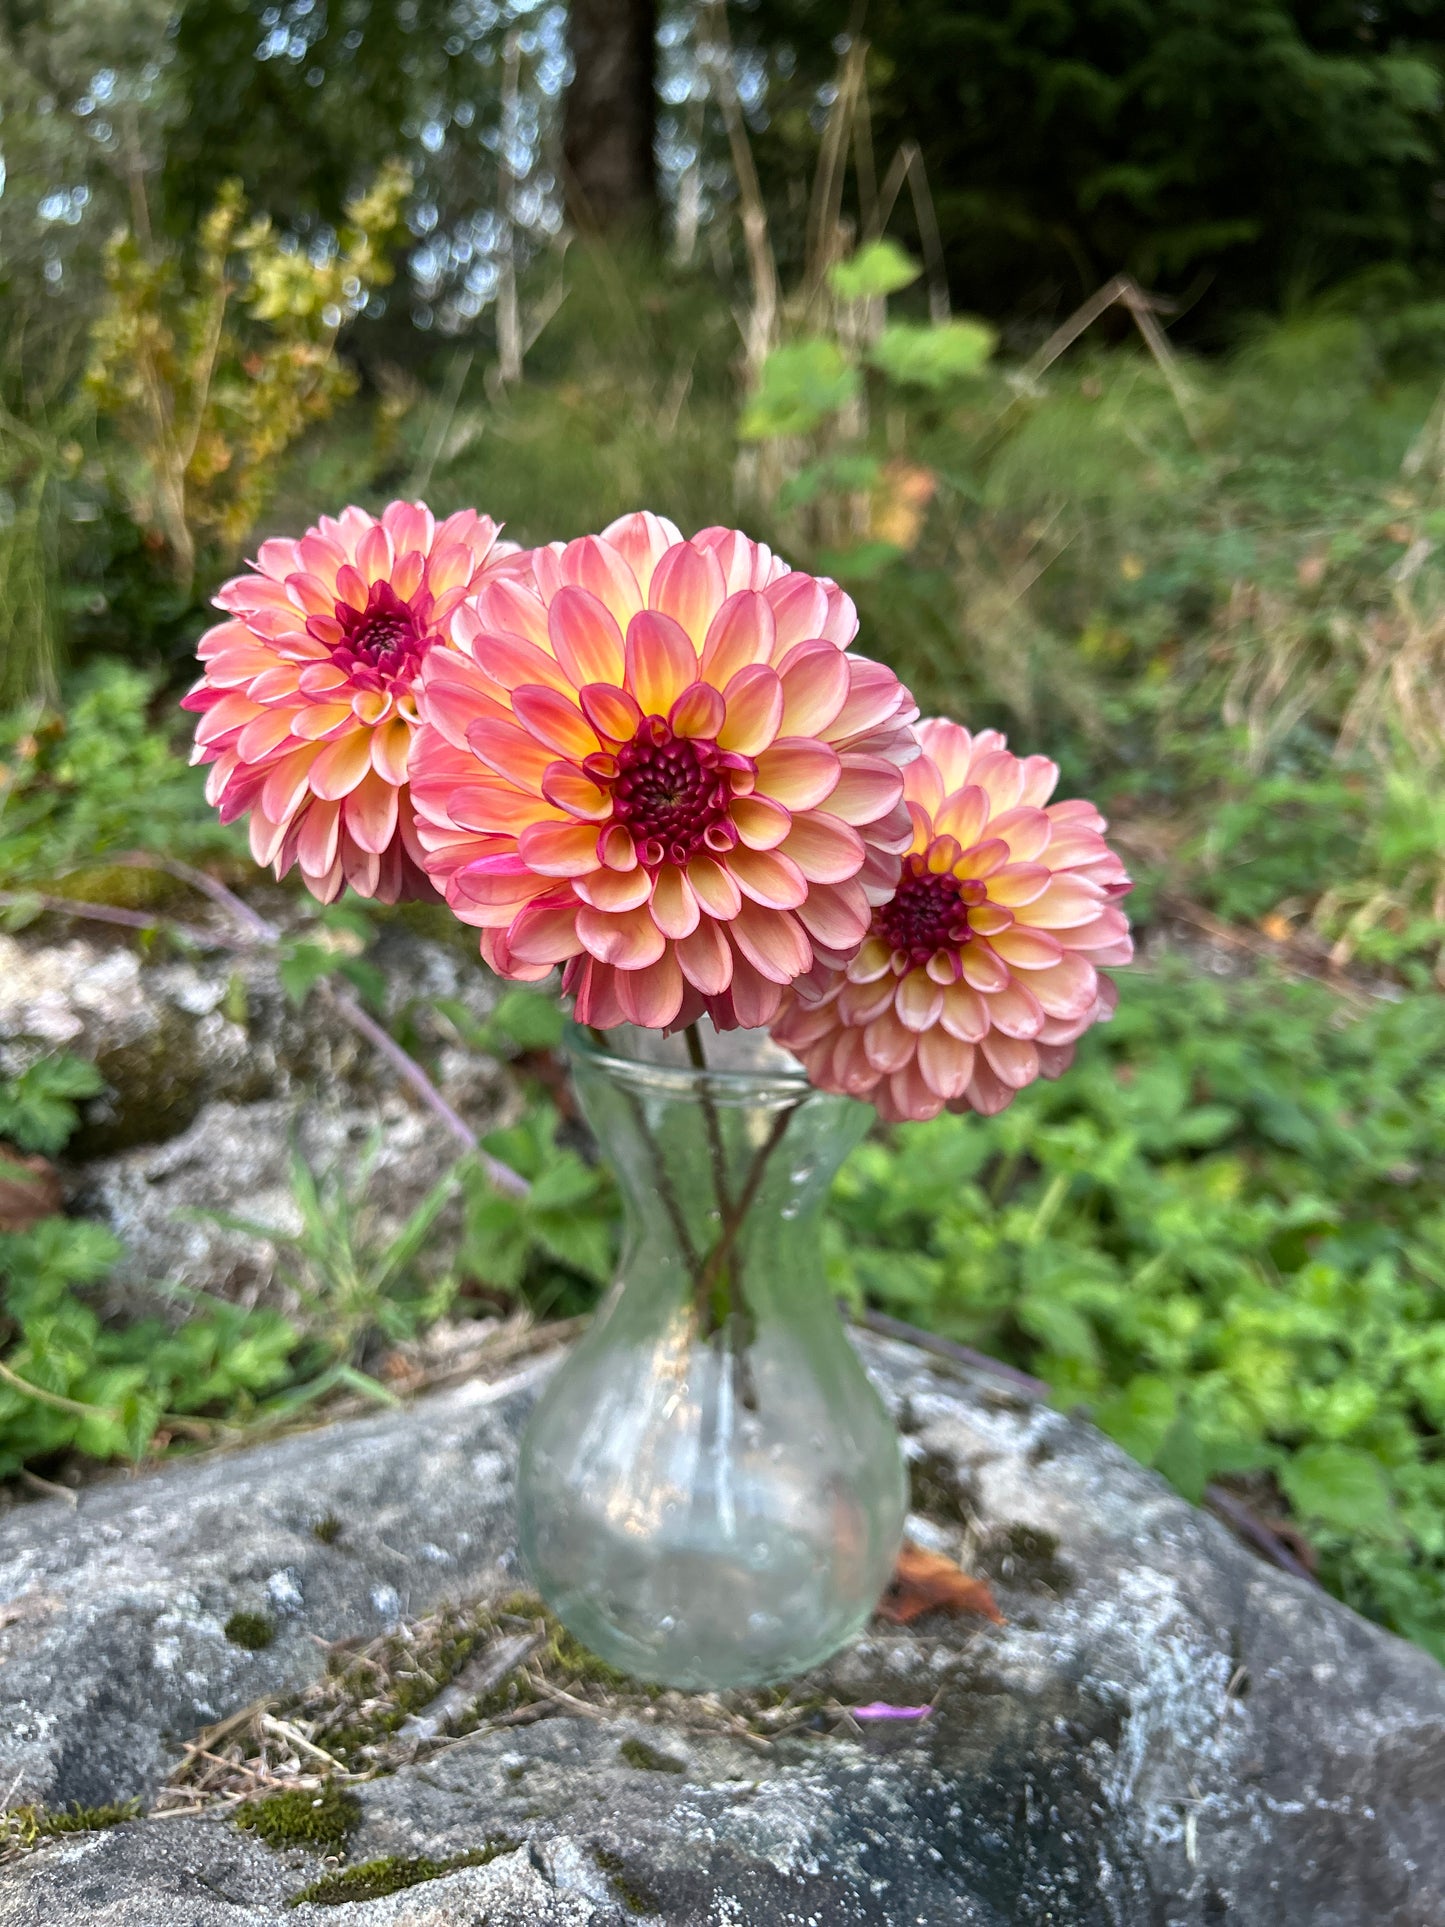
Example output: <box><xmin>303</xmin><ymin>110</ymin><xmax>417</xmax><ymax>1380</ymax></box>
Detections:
<box><xmin>771</xmin><ymin>719</ymin><xmax>1133</xmax><ymax>1120</ymax></box>
<box><xmin>409</xmin><ymin>511</ymin><xmax>920</xmax><ymax>1030</ymax></box>
<box><xmin>182</xmin><ymin>501</ymin><xmax>517</xmax><ymax>903</ymax></box>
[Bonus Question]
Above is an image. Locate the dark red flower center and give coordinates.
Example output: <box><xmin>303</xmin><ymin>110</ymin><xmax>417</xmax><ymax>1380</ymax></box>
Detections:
<box><xmin>584</xmin><ymin>717</ymin><xmax>748</xmax><ymax>868</ymax></box>
<box><xmin>331</xmin><ymin>581</ymin><xmax>431</xmax><ymax>688</ymax></box>
<box><xmin>877</xmin><ymin>852</ymin><xmax>985</xmax><ymax>963</ymax></box>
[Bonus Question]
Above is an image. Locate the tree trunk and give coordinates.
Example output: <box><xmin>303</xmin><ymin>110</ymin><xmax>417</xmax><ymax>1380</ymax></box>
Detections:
<box><xmin>563</xmin><ymin>0</ymin><xmax>658</xmax><ymax>233</ymax></box>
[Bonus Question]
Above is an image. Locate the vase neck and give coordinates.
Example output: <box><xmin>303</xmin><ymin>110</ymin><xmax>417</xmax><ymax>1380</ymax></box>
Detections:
<box><xmin>566</xmin><ymin>1027</ymin><xmax>869</xmax><ymax>1317</ymax></box>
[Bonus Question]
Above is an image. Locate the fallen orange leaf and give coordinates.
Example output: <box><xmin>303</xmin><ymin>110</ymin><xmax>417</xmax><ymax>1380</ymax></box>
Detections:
<box><xmin>877</xmin><ymin>1542</ymin><xmax>1004</xmax><ymax>1626</ymax></box>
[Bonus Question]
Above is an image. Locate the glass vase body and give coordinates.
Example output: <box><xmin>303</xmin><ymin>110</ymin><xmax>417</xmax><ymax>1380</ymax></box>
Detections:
<box><xmin>515</xmin><ymin>1025</ymin><xmax>907</xmax><ymax>1690</ymax></box>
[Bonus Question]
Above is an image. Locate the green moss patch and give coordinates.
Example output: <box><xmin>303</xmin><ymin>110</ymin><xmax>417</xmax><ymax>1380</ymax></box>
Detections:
<box><xmin>594</xmin><ymin>1845</ymin><xmax>665</xmax><ymax>1916</ymax></box>
<box><xmin>287</xmin><ymin>1840</ymin><xmax>517</xmax><ymax>1907</ymax></box>
<box><xmin>618</xmin><ymin>1737</ymin><xmax>685</xmax><ymax>1775</ymax></box>
<box><xmin>6</xmin><ymin>1800</ymin><xmax>139</xmax><ymax>1843</ymax></box>
<box><xmin>236</xmin><ymin>1784</ymin><xmax>359</xmax><ymax>1854</ymax></box>
<box><xmin>224</xmin><ymin>1610</ymin><xmax>276</xmax><ymax>1651</ymax></box>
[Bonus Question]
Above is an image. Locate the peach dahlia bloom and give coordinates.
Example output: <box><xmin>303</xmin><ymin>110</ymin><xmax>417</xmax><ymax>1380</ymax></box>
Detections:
<box><xmin>408</xmin><ymin>512</ymin><xmax>920</xmax><ymax>1030</ymax></box>
<box><xmin>771</xmin><ymin>719</ymin><xmax>1133</xmax><ymax>1120</ymax></box>
<box><xmin>183</xmin><ymin>501</ymin><xmax>516</xmax><ymax>903</ymax></box>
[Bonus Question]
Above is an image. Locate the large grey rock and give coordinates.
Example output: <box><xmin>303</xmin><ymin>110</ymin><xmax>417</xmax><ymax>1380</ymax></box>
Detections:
<box><xmin>0</xmin><ymin>1332</ymin><xmax>1442</xmax><ymax>1926</ymax></box>
<box><xmin>0</xmin><ymin>921</ymin><xmax>511</xmax><ymax>1297</ymax></box>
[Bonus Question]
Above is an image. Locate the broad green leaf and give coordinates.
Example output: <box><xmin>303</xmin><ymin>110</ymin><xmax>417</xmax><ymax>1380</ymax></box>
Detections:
<box><xmin>828</xmin><ymin>239</ymin><xmax>921</xmax><ymax>302</ymax></box>
<box><xmin>739</xmin><ymin>339</ymin><xmax>860</xmax><ymax>441</ymax></box>
<box><xmin>1281</xmin><ymin>1444</ymin><xmax>1396</xmax><ymax>1535</ymax></box>
<box><xmin>1095</xmin><ymin>1374</ymin><xmax>1179</xmax><ymax>1463</ymax></box>
<box><xmin>868</xmin><ymin>318</ymin><xmax>996</xmax><ymax>389</ymax></box>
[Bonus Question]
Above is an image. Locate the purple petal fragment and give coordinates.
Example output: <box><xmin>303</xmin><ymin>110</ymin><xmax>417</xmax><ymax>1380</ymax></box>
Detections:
<box><xmin>850</xmin><ymin>1701</ymin><xmax>933</xmax><ymax>1721</ymax></box>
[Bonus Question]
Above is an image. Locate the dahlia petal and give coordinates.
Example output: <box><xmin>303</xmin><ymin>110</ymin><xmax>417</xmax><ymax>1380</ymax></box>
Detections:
<box><xmin>1024</xmin><ymin>875</ymin><xmax>1108</xmax><ymax>929</ymax></box>
<box><xmin>541</xmin><ymin>763</ymin><xmax>613</xmax><ymax>821</ymax></box>
<box><xmin>344</xmin><ymin>771</ymin><xmax>401</xmax><ymax>855</ymax></box>
<box><xmin>931</xmin><ymin>785</ymin><xmax>989</xmax><ymax>849</ymax></box>
<box><xmin>765</xmin><ymin>572</ymin><xmax>830</xmax><ymax>652</ymax></box>
<box><xmin>333</xmin><ymin>563</ymin><xmax>370</xmax><ymax>613</ymax></box>
<box><xmin>686</xmin><ymin>855</ymin><xmax>743</xmax><ymax>921</ymax></box>
<box><xmin>624</xmin><ymin>609</ymin><xmax>698</xmax><ymax>715</ymax></box>
<box><xmin>576</xmin><ymin>903</ymin><xmax>667</xmax><ymax>969</ymax></box>
<box><xmin>968</xmin><ymin>904</ymin><xmax>1015</xmax><ymax>937</ymax></box>
<box><xmin>1029</xmin><ymin>954</ymin><xmax>1100</xmax><ymax>1020</ymax></box>
<box><xmin>466</xmin><ymin>718</ymin><xmax>555</xmax><ymax>792</ymax></box>
<box><xmin>580</xmin><ymin>683</ymin><xmax>644</xmax><ymax>743</ymax></box>
<box><xmin>777</xmin><ymin>640</ymin><xmax>851</xmax><ymax>736</ymax></box>
<box><xmin>700</xmin><ymin>590</ymin><xmax>777</xmax><ymax>686</ymax></box>
<box><xmin>262</xmin><ymin>743</ymin><xmax>325</xmax><ymax>819</ymax></box>
<box><xmin>984</xmin><ymin>976</ymin><xmax>1046</xmax><ymax>1040</ymax></box>
<box><xmin>849</xmin><ymin>936</ymin><xmax>896</xmax><ymax>983</ymax></box>
<box><xmin>194</xmin><ymin>692</ymin><xmax>264</xmax><ymax>748</ymax></box>
<box><xmin>980</xmin><ymin>1030</ymin><xmax>1039</xmax><ymax>1090</ymax></box>
<box><xmin>370</xmin><ymin>717</ymin><xmax>413</xmax><ymax>786</ymax></box>
<box><xmin>719</xmin><ymin>664</ymin><xmax>784</xmax><ymax>756</ymax></box>
<box><xmin>987</xmin><ymin>806</ymin><xmax>1052</xmax><ymax>863</ymax></box>
<box><xmin>290</xmin><ymin>701</ymin><xmax>355</xmax><ymax>743</ymax></box>
<box><xmin>565</xmin><ymin>955</ymin><xmax>629</xmax><ymax>1029</ymax></box>
<box><xmin>954</xmin><ymin>837</ymin><xmax>1011</xmax><ymax>880</ymax></box>
<box><xmin>598</xmin><ymin>825</ymin><xmax>638</xmax><ymax>870</ymax></box>
<box><xmin>989</xmin><ymin>926</ymin><xmax>1066</xmax><ymax>969</ymax></box>
<box><xmin>940</xmin><ymin>979</ymin><xmax>990</xmax><ymax>1042</ymax></box>
<box><xmin>881</xmin><ymin>1059</ymin><xmax>944</xmax><ymax>1122</ymax></box>
<box><xmin>715</xmin><ymin>950</ymin><xmax>784</xmax><ymax>1029</ymax></box>
<box><xmin>959</xmin><ymin>943</ymin><xmax>1011</xmax><ymax>993</ymax></box>
<box><xmin>236</xmin><ymin>708</ymin><xmax>301</xmax><ymax>761</ymax></box>
<box><xmin>382</xmin><ymin>500</ymin><xmax>436</xmax><ymax>555</ymax></box>
<box><xmin>507</xmin><ymin>897</ymin><xmax>588</xmax><ymax>965</ymax></box>
<box><xmin>926</xmin><ymin>949</ymin><xmax>962</xmax><ymax>983</ymax></box>
<box><xmin>969</xmin><ymin>750</ymin><xmax>1026</xmax><ymax>815</ymax></box>
<box><xmin>729</xmin><ymin>796</ymin><xmax>792</xmax><ymax>850</ymax></box>
<box><xmin>754</xmin><ymin>739</ymin><xmax>841</xmax><ymax>811</ymax></box>
<box><xmin>549</xmin><ymin>586</ymin><xmax>626</xmax><ymax>688</ymax></box>
<box><xmin>517</xmin><ymin>819</ymin><xmax>606</xmax><ymax>877</ymax></box>
<box><xmin>838</xmin><ymin>975</ymin><xmax>897</xmax><ymax>1026</ymax></box>
<box><xmin>676</xmin><ymin>916</ymin><xmax>732</xmax><ymax>994</ymax></box>
<box><xmin>728</xmin><ymin>845</ymin><xmax>809</xmax><ymax>910</ymax></box>
<box><xmin>781</xmin><ymin>812</ymin><xmax>866</xmax><ymax>884</ymax></box>
<box><xmin>918</xmin><ymin>1026</ymin><xmax>974</xmax><ymax>1101</ymax></box>
<box><xmin>730</xmin><ymin>900</ymin><xmax>811</xmax><ymax>982</ymax></box>
<box><xmin>249</xmin><ymin>806</ymin><xmax>287</xmax><ymax>868</ymax></box>
<box><xmin>650</xmin><ymin>865</ymin><xmax>701</xmax><ymax>940</ymax></box>
<box><xmin>255</xmin><ymin>536</ymin><xmax>305</xmax><ymax>581</ymax></box>
<box><xmin>511</xmin><ymin>684</ymin><xmax>598</xmax><ymax>760</ymax></box>
<box><xmin>574</xmin><ymin>865</ymin><xmax>654</xmax><ymax>913</ymax></box>
<box><xmin>464</xmin><ymin>627</ymin><xmax>575</xmax><ymax>698</ymax></box>
<box><xmin>669</xmin><ymin>680</ymin><xmax>727</xmax><ymax>740</ymax></box>
<box><xmin>599</xmin><ymin>511</ymin><xmax>684</xmax><ymax>595</ymax></box>
<box><xmin>794</xmin><ymin>879</ymin><xmax>871</xmax><ymax>955</ymax></box>
<box><xmin>559</xmin><ymin>534</ymin><xmax>645</xmax><ymax>629</ymax></box>
<box><xmin>454</xmin><ymin>854</ymin><xmax>556</xmax><ymax>912</ymax></box>
<box><xmin>648</xmin><ymin>540</ymin><xmax>727</xmax><ymax>638</ymax></box>
<box><xmin>863</xmin><ymin>1006</ymin><xmax>917</xmax><ymax>1074</ymax></box>
<box><xmin>297</xmin><ymin>662</ymin><xmax>348</xmax><ymax>695</ymax></box>
<box><xmin>962</xmin><ymin>1056</ymin><xmax>1018</xmax><ymax>1117</ymax></box>
<box><xmin>986</xmin><ymin>862</ymin><xmax>1054</xmax><ymax>907</ymax></box>
<box><xmin>904</xmin><ymin>754</ymin><xmax>944</xmax><ymax>819</ymax></box>
<box><xmin>356</xmin><ymin>521</ymin><xmax>395</xmax><ymax>582</ymax></box>
<box><xmin>896</xmin><ymin>969</ymin><xmax>945</xmax><ymax>1033</ymax></box>
<box><xmin>471</xmin><ymin>575</ymin><xmax>553</xmax><ymax>652</ymax></box>
<box><xmin>833</xmin><ymin>656</ymin><xmax>912</xmax><ymax>741</ymax></box>
<box><xmin>615</xmin><ymin>948</ymin><xmax>685</xmax><ymax>1028</ymax></box>
<box><xmin>440</xmin><ymin>782</ymin><xmax>561</xmax><ymax>837</ymax></box>
<box><xmin>828</xmin><ymin>754</ymin><xmax>906</xmax><ymax>826</ymax></box>
<box><xmin>418</xmin><ymin>656</ymin><xmax>514</xmax><ymax>749</ymax></box>
<box><xmin>832</xmin><ymin>1025</ymin><xmax>881</xmax><ymax>1097</ymax></box>
<box><xmin>1017</xmin><ymin>755</ymin><xmax>1061</xmax><ymax>807</ymax></box>
<box><xmin>426</xmin><ymin>541</ymin><xmax>480</xmax><ymax>596</ymax></box>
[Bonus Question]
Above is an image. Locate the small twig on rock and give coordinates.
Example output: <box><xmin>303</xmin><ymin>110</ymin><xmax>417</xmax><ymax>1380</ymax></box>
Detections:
<box><xmin>1205</xmin><ymin>1486</ymin><xmax>1320</xmax><ymax>1586</ymax></box>
<box><xmin>847</xmin><ymin>1304</ymin><xmax>1049</xmax><ymax>1399</ymax></box>
<box><xmin>396</xmin><ymin>1630</ymin><xmax>541</xmax><ymax>1746</ymax></box>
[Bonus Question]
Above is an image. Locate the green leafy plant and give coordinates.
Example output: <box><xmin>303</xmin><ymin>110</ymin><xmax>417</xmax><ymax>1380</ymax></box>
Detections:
<box><xmin>0</xmin><ymin>663</ymin><xmax>238</xmax><ymax>901</ymax></box>
<box><xmin>826</xmin><ymin>961</ymin><xmax>1445</xmax><ymax>1661</ymax></box>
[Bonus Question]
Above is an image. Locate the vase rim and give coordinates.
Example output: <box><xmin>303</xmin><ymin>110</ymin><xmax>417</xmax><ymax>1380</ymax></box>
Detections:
<box><xmin>564</xmin><ymin>1021</ymin><xmax>823</xmax><ymax>1108</ymax></box>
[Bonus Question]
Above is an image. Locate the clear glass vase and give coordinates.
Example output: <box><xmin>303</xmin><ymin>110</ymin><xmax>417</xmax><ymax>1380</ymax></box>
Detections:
<box><xmin>516</xmin><ymin>1023</ymin><xmax>907</xmax><ymax>1690</ymax></box>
